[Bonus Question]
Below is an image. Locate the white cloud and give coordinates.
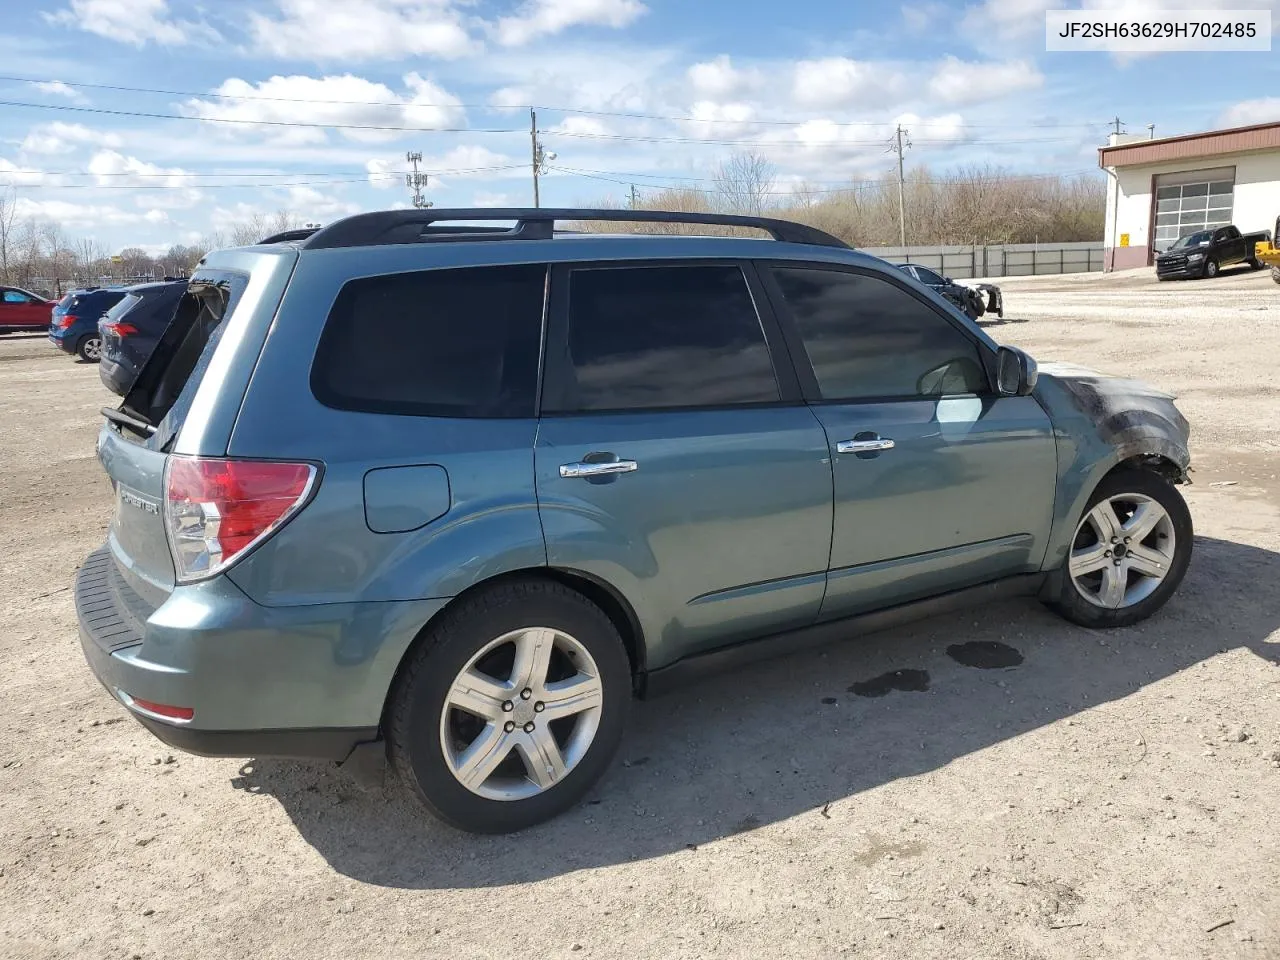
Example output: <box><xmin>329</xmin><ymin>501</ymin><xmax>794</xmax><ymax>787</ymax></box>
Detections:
<box><xmin>182</xmin><ymin>73</ymin><xmax>466</xmax><ymax>146</ymax></box>
<box><xmin>548</xmin><ymin>115</ymin><xmax>612</xmax><ymax>137</ymax></box>
<box><xmin>473</xmin><ymin>191</ymin><xmax>515</xmax><ymax>207</ymax></box>
<box><xmin>687</xmin><ymin>55</ymin><xmax>762</xmax><ymax>100</ymax></box>
<box><xmin>0</xmin><ymin>158</ymin><xmax>48</xmax><ymax>188</ymax></box>
<box><xmin>20</xmin><ymin>122</ymin><xmax>123</xmax><ymax>154</ymax></box>
<box><xmin>28</xmin><ymin>80</ymin><xmax>87</xmax><ymax>103</ymax></box>
<box><xmin>45</xmin><ymin>0</ymin><xmax>216</xmax><ymax>46</ymax></box>
<box><xmin>902</xmin><ymin>2</ymin><xmax>948</xmax><ymax>32</ymax></box>
<box><xmin>87</xmin><ymin>150</ymin><xmax>193</xmax><ymax>188</ymax></box>
<box><xmin>792</xmin><ymin>58</ymin><xmax>909</xmax><ymax>109</ymax></box>
<box><xmin>681</xmin><ymin>101</ymin><xmax>759</xmax><ymax>140</ymax></box>
<box><xmin>496</xmin><ymin>0</ymin><xmax>647</xmax><ymax>45</ymax></box>
<box><xmin>13</xmin><ymin>197</ymin><xmax>171</xmax><ymax>229</ymax></box>
<box><xmin>1220</xmin><ymin>97</ymin><xmax>1280</xmax><ymax>127</ymax></box>
<box><xmin>248</xmin><ymin>0</ymin><xmax>475</xmax><ymax>60</ymax></box>
<box><xmin>927</xmin><ymin>57</ymin><xmax>1042</xmax><ymax>105</ymax></box>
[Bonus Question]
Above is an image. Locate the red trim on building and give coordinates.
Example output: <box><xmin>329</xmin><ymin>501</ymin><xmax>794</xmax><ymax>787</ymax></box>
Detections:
<box><xmin>1099</xmin><ymin>121</ymin><xmax>1280</xmax><ymax>168</ymax></box>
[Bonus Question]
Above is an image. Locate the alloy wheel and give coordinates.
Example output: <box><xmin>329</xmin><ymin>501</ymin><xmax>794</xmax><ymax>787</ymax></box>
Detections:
<box><xmin>439</xmin><ymin>626</ymin><xmax>604</xmax><ymax>801</ymax></box>
<box><xmin>1069</xmin><ymin>493</ymin><xmax>1177</xmax><ymax>609</ymax></box>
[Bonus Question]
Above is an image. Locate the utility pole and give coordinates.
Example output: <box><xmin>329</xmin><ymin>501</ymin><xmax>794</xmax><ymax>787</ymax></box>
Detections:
<box><xmin>629</xmin><ymin>184</ymin><xmax>639</xmax><ymax>209</ymax></box>
<box><xmin>405</xmin><ymin>152</ymin><xmax>432</xmax><ymax>208</ymax></box>
<box><xmin>529</xmin><ymin>109</ymin><xmax>556</xmax><ymax>209</ymax></box>
<box><xmin>1104</xmin><ymin>118</ymin><xmax>1124</xmax><ymax>271</ymax></box>
<box><xmin>892</xmin><ymin>124</ymin><xmax>911</xmax><ymax>248</ymax></box>
<box><xmin>1111</xmin><ymin>116</ymin><xmax>1125</xmax><ymax>136</ymax></box>
<box><xmin>531</xmin><ymin>109</ymin><xmax>540</xmax><ymax>208</ymax></box>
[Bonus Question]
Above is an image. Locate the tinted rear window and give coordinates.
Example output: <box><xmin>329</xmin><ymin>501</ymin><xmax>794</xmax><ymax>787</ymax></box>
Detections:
<box><xmin>311</xmin><ymin>264</ymin><xmax>546</xmax><ymax>418</ymax></box>
<box><xmin>543</xmin><ymin>264</ymin><xmax>779</xmax><ymax>414</ymax></box>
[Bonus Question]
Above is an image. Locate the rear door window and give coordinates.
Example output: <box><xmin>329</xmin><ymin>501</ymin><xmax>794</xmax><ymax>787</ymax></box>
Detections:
<box><xmin>311</xmin><ymin>264</ymin><xmax>546</xmax><ymax>418</ymax></box>
<box><xmin>542</xmin><ymin>263</ymin><xmax>780</xmax><ymax>413</ymax></box>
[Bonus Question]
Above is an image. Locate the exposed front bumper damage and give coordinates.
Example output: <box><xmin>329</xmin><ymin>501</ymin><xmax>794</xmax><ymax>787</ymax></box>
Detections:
<box><xmin>971</xmin><ymin>283</ymin><xmax>1003</xmax><ymax>318</ymax></box>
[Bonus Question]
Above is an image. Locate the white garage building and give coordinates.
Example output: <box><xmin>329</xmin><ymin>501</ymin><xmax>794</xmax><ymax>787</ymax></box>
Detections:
<box><xmin>1099</xmin><ymin>121</ymin><xmax>1280</xmax><ymax>271</ymax></box>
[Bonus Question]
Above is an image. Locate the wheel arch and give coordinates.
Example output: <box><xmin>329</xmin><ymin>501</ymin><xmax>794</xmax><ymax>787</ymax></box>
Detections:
<box><xmin>380</xmin><ymin>566</ymin><xmax>648</xmax><ymax>731</ymax></box>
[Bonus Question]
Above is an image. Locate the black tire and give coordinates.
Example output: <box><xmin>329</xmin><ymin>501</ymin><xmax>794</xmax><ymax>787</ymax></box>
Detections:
<box><xmin>1046</xmin><ymin>468</ymin><xmax>1193</xmax><ymax>629</ymax></box>
<box><xmin>387</xmin><ymin>578</ymin><xmax>631</xmax><ymax>833</ymax></box>
<box><xmin>76</xmin><ymin>335</ymin><xmax>101</xmax><ymax>363</ymax></box>
<box><xmin>1203</xmin><ymin>259</ymin><xmax>1219</xmax><ymax>279</ymax></box>
<box><xmin>1248</xmin><ymin>258</ymin><xmax>1263</xmax><ymax>270</ymax></box>
<box><xmin>1271</xmin><ymin>266</ymin><xmax>1280</xmax><ymax>285</ymax></box>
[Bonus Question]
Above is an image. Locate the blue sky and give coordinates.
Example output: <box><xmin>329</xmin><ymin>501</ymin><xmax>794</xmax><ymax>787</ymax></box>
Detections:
<box><xmin>1</xmin><ymin>0</ymin><xmax>1278</xmax><ymax>252</ymax></box>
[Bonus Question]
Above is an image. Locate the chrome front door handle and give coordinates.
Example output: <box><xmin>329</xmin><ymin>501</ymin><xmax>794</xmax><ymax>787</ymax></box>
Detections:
<box><xmin>837</xmin><ymin>437</ymin><xmax>896</xmax><ymax>455</ymax></box>
<box><xmin>559</xmin><ymin>459</ymin><xmax>639</xmax><ymax>479</ymax></box>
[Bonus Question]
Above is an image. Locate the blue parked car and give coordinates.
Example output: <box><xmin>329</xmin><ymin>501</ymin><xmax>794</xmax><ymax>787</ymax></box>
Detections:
<box><xmin>76</xmin><ymin>209</ymin><xmax>1193</xmax><ymax>833</ymax></box>
<box><xmin>50</xmin><ymin>287</ymin><xmax>128</xmax><ymax>362</ymax></box>
<box><xmin>98</xmin><ymin>280</ymin><xmax>188</xmax><ymax>396</ymax></box>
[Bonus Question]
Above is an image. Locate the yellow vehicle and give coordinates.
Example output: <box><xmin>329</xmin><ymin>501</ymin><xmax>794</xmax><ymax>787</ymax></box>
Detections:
<box><xmin>1255</xmin><ymin>215</ymin><xmax>1280</xmax><ymax>282</ymax></box>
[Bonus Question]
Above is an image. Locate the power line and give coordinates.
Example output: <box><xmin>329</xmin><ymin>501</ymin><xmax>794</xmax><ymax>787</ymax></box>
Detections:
<box><xmin>1</xmin><ymin>164</ymin><xmax>522</xmax><ymax>178</ymax></box>
<box><xmin>1</xmin><ymin>74</ymin><xmax>1115</xmax><ymax>130</ymax></box>
<box><xmin>548</xmin><ymin>165</ymin><xmax>1100</xmax><ymax>196</ymax></box>
<box><xmin>0</xmin><ymin>98</ymin><xmax>1091</xmax><ymax>148</ymax></box>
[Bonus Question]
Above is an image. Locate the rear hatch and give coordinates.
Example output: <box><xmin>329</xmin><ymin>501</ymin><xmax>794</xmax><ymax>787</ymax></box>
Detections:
<box><xmin>98</xmin><ymin>272</ymin><xmax>251</xmax><ymax>609</ymax></box>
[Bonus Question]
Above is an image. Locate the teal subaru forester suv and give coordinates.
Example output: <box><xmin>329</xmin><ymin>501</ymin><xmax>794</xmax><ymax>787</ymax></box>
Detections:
<box><xmin>76</xmin><ymin>209</ymin><xmax>1192</xmax><ymax>833</ymax></box>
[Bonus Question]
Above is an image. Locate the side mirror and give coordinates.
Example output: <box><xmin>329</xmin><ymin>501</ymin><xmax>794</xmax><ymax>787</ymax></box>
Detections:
<box><xmin>996</xmin><ymin>345</ymin><xmax>1038</xmax><ymax>397</ymax></box>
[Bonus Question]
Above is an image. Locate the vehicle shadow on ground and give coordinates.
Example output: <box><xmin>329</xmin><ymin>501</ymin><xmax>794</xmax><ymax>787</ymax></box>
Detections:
<box><xmin>235</xmin><ymin>535</ymin><xmax>1280</xmax><ymax>889</ymax></box>
<box><xmin>977</xmin><ymin>316</ymin><xmax>1031</xmax><ymax>328</ymax></box>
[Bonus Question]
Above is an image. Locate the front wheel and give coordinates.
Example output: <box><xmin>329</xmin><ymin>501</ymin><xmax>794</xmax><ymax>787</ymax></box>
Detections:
<box><xmin>1203</xmin><ymin>259</ymin><xmax>1219</xmax><ymax>279</ymax></box>
<box><xmin>1248</xmin><ymin>258</ymin><xmax>1264</xmax><ymax>270</ymax></box>
<box><xmin>76</xmin><ymin>335</ymin><xmax>102</xmax><ymax>362</ymax></box>
<box><xmin>1047</xmin><ymin>469</ymin><xmax>1192</xmax><ymax>629</ymax></box>
<box><xmin>387</xmin><ymin>579</ymin><xmax>631</xmax><ymax>833</ymax></box>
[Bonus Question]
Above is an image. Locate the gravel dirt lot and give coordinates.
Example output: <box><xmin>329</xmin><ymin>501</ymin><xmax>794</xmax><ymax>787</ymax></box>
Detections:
<box><xmin>2</xmin><ymin>266</ymin><xmax>1279</xmax><ymax>960</ymax></box>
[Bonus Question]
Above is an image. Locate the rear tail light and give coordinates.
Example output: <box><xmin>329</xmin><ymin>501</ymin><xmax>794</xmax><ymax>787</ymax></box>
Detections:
<box><xmin>164</xmin><ymin>456</ymin><xmax>318</xmax><ymax>583</ymax></box>
<box><xmin>55</xmin><ymin>313</ymin><xmax>78</xmax><ymax>330</ymax></box>
<box><xmin>102</xmin><ymin>321</ymin><xmax>138</xmax><ymax>336</ymax></box>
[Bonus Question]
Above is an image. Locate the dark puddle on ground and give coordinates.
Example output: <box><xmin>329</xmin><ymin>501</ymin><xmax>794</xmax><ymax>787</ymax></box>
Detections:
<box><xmin>946</xmin><ymin>640</ymin><xmax>1024</xmax><ymax>669</ymax></box>
<box><xmin>848</xmin><ymin>669</ymin><xmax>931</xmax><ymax>698</ymax></box>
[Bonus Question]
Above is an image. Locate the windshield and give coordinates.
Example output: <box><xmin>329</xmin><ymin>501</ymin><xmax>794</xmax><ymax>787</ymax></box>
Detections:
<box><xmin>1172</xmin><ymin>231</ymin><xmax>1212</xmax><ymax>249</ymax></box>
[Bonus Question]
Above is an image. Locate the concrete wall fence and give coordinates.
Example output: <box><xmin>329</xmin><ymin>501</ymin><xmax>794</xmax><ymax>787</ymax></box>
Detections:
<box><xmin>861</xmin><ymin>242</ymin><xmax>1104</xmax><ymax>280</ymax></box>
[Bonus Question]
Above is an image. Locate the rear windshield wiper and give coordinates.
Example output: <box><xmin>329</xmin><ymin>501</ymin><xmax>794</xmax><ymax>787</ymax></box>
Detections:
<box><xmin>101</xmin><ymin>406</ymin><xmax>157</xmax><ymax>436</ymax></box>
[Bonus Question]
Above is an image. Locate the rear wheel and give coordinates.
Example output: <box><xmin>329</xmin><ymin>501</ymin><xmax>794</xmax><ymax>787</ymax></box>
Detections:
<box><xmin>76</xmin><ymin>335</ymin><xmax>102</xmax><ymax>362</ymax></box>
<box><xmin>1047</xmin><ymin>469</ymin><xmax>1192</xmax><ymax>629</ymax></box>
<box><xmin>388</xmin><ymin>579</ymin><xmax>631</xmax><ymax>833</ymax></box>
<box><xmin>1248</xmin><ymin>258</ymin><xmax>1264</xmax><ymax>270</ymax></box>
<box><xmin>1203</xmin><ymin>259</ymin><xmax>1219</xmax><ymax>279</ymax></box>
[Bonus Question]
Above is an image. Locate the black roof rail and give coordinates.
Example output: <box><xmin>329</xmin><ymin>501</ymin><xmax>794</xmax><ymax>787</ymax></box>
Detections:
<box><xmin>258</xmin><ymin>227</ymin><xmax>321</xmax><ymax>244</ymax></box>
<box><xmin>300</xmin><ymin>208</ymin><xmax>849</xmax><ymax>250</ymax></box>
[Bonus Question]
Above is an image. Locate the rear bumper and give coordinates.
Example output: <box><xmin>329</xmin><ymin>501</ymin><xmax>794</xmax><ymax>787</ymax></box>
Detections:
<box><xmin>49</xmin><ymin>332</ymin><xmax>75</xmax><ymax>353</ymax></box>
<box><xmin>74</xmin><ymin>545</ymin><xmax>446</xmax><ymax>760</ymax></box>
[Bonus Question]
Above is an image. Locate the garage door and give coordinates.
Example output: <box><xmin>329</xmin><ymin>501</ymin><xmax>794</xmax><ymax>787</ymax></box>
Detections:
<box><xmin>1153</xmin><ymin>167</ymin><xmax>1235</xmax><ymax>253</ymax></box>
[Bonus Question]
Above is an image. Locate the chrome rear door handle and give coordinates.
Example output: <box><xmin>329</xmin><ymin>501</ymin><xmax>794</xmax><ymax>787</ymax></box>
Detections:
<box><xmin>837</xmin><ymin>437</ymin><xmax>895</xmax><ymax>454</ymax></box>
<box><xmin>559</xmin><ymin>459</ymin><xmax>639</xmax><ymax>479</ymax></box>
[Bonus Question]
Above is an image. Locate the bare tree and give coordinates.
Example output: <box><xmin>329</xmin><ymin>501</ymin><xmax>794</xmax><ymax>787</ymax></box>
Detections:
<box><xmin>0</xmin><ymin>187</ymin><xmax>16</xmax><ymax>284</ymax></box>
<box><xmin>713</xmin><ymin>152</ymin><xmax>777</xmax><ymax>216</ymax></box>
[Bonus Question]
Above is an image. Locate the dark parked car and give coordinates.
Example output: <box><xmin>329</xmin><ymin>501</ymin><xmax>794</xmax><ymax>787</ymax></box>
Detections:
<box><xmin>49</xmin><ymin>288</ymin><xmax>128</xmax><ymax>361</ymax></box>
<box><xmin>0</xmin><ymin>286</ymin><xmax>55</xmax><ymax>334</ymax></box>
<box><xmin>99</xmin><ymin>281</ymin><xmax>187</xmax><ymax>396</ymax></box>
<box><xmin>1155</xmin><ymin>224</ymin><xmax>1271</xmax><ymax>280</ymax></box>
<box><xmin>895</xmin><ymin>263</ymin><xmax>1003</xmax><ymax>320</ymax></box>
<box><xmin>77</xmin><ymin>208</ymin><xmax>1192</xmax><ymax>834</ymax></box>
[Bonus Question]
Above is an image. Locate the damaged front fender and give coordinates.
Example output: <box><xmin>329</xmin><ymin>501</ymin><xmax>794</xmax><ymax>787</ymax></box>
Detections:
<box><xmin>1033</xmin><ymin>362</ymin><xmax>1192</xmax><ymax>569</ymax></box>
